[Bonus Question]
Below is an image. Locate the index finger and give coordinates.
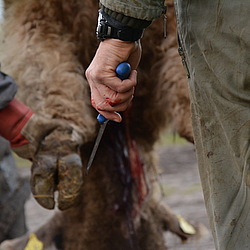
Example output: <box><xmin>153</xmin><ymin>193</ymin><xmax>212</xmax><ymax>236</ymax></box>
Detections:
<box><xmin>103</xmin><ymin>70</ymin><xmax>137</xmax><ymax>93</ymax></box>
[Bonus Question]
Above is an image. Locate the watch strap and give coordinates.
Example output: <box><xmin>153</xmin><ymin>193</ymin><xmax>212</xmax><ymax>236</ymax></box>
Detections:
<box><xmin>96</xmin><ymin>12</ymin><xmax>143</xmax><ymax>42</ymax></box>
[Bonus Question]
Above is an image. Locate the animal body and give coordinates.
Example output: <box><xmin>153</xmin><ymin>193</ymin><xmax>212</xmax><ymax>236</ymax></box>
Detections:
<box><xmin>0</xmin><ymin>0</ymin><xmax>195</xmax><ymax>249</ymax></box>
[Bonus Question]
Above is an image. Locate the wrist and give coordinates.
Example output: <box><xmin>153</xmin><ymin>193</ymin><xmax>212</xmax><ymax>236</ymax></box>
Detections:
<box><xmin>99</xmin><ymin>38</ymin><xmax>138</xmax><ymax>57</ymax></box>
<box><xmin>96</xmin><ymin>38</ymin><xmax>141</xmax><ymax>70</ymax></box>
<box><xmin>96</xmin><ymin>10</ymin><xmax>144</xmax><ymax>42</ymax></box>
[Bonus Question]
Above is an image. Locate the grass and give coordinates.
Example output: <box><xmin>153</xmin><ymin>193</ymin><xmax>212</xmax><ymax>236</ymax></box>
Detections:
<box><xmin>162</xmin><ymin>185</ymin><xmax>177</xmax><ymax>196</ymax></box>
<box><xmin>13</xmin><ymin>153</ymin><xmax>31</xmax><ymax>169</ymax></box>
<box><xmin>182</xmin><ymin>183</ymin><xmax>202</xmax><ymax>195</ymax></box>
<box><xmin>161</xmin><ymin>183</ymin><xmax>202</xmax><ymax>198</ymax></box>
<box><xmin>157</xmin><ymin>129</ymin><xmax>188</xmax><ymax>147</ymax></box>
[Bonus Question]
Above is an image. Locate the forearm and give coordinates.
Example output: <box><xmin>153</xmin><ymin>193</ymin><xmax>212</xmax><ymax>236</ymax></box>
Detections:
<box><xmin>0</xmin><ymin>71</ymin><xmax>17</xmax><ymax>110</ymax></box>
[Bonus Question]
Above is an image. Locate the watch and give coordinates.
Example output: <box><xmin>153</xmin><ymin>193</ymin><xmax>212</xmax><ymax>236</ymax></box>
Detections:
<box><xmin>96</xmin><ymin>12</ymin><xmax>143</xmax><ymax>42</ymax></box>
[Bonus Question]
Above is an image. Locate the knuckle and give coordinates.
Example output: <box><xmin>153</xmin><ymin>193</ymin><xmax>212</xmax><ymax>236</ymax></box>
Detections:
<box><xmin>117</xmin><ymin>103</ymin><xmax>128</xmax><ymax>112</ymax></box>
<box><xmin>116</xmin><ymin>86</ymin><xmax>125</xmax><ymax>93</ymax></box>
<box><xmin>96</xmin><ymin>100</ymin><xmax>108</xmax><ymax>111</ymax></box>
<box><xmin>85</xmin><ymin>68</ymin><xmax>90</xmax><ymax>78</ymax></box>
<box><xmin>86</xmin><ymin>68</ymin><xmax>102</xmax><ymax>83</ymax></box>
<box><xmin>116</xmin><ymin>81</ymin><xmax>135</xmax><ymax>93</ymax></box>
<box><xmin>106</xmin><ymin>93</ymin><xmax>121</xmax><ymax>106</ymax></box>
<box><xmin>91</xmin><ymin>97</ymin><xmax>96</xmax><ymax>108</ymax></box>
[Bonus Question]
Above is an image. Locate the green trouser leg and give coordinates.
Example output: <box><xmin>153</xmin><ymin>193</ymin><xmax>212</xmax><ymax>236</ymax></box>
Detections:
<box><xmin>175</xmin><ymin>1</ymin><xmax>250</xmax><ymax>249</ymax></box>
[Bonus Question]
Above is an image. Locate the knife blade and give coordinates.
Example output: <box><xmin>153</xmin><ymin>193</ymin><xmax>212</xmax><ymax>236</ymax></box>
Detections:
<box><xmin>86</xmin><ymin>62</ymin><xmax>131</xmax><ymax>175</ymax></box>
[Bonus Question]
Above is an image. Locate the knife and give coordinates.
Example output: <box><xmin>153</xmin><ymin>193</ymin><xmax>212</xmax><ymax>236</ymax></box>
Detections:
<box><xmin>86</xmin><ymin>62</ymin><xmax>131</xmax><ymax>175</ymax></box>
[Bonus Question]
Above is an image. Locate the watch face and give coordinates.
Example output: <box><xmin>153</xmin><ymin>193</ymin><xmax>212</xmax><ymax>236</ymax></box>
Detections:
<box><xmin>96</xmin><ymin>12</ymin><xmax>107</xmax><ymax>40</ymax></box>
<box><xmin>96</xmin><ymin>11</ymin><xmax>143</xmax><ymax>41</ymax></box>
<box><xmin>96</xmin><ymin>12</ymin><xmax>103</xmax><ymax>33</ymax></box>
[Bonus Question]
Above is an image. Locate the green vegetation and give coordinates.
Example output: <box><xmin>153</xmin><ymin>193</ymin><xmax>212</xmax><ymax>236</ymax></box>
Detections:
<box><xmin>182</xmin><ymin>183</ymin><xmax>202</xmax><ymax>195</ymax></box>
<box><xmin>13</xmin><ymin>153</ymin><xmax>31</xmax><ymax>169</ymax></box>
<box><xmin>158</xmin><ymin>130</ymin><xmax>188</xmax><ymax>147</ymax></box>
<box><xmin>162</xmin><ymin>185</ymin><xmax>177</xmax><ymax>196</ymax></box>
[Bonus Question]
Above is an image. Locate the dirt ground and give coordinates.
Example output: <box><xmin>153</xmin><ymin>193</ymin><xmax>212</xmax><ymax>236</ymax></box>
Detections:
<box><xmin>158</xmin><ymin>144</ymin><xmax>215</xmax><ymax>249</ymax></box>
<box><xmin>19</xmin><ymin>143</ymin><xmax>215</xmax><ymax>250</ymax></box>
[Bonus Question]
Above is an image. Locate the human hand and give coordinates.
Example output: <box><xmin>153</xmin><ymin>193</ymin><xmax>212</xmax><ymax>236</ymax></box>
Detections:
<box><xmin>85</xmin><ymin>39</ymin><xmax>142</xmax><ymax>122</ymax></box>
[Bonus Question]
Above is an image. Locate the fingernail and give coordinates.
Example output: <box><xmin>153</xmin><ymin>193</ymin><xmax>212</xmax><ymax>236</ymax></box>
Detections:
<box><xmin>114</xmin><ymin>117</ymin><xmax>121</xmax><ymax>123</ymax></box>
<box><xmin>114</xmin><ymin>113</ymin><xmax>122</xmax><ymax>123</ymax></box>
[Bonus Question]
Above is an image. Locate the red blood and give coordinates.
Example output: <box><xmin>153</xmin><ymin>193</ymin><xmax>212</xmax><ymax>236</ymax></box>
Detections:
<box><xmin>108</xmin><ymin>99</ymin><xmax>122</xmax><ymax>106</ymax></box>
<box><xmin>123</xmin><ymin>103</ymin><xmax>149</xmax><ymax>217</ymax></box>
<box><xmin>91</xmin><ymin>98</ymin><xmax>95</xmax><ymax>107</ymax></box>
<box><xmin>96</xmin><ymin>107</ymin><xmax>105</xmax><ymax>111</ymax></box>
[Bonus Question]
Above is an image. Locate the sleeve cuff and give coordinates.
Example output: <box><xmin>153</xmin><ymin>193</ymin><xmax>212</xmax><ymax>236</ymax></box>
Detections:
<box><xmin>100</xmin><ymin>3</ymin><xmax>152</xmax><ymax>29</ymax></box>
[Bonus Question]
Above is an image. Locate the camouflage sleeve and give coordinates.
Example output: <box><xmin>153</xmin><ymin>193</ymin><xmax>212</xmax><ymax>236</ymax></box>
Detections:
<box><xmin>0</xmin><ymin>71</ymin><xmax>17</xmax><ymax>110</ymax></box>
<box><xmin>100</xmin><ymin>0</ymin><xmax>166</xmax><ymax>29</ymax></box>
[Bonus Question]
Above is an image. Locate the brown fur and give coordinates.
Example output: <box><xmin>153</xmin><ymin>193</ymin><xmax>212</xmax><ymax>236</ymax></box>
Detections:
<box><xmin>130</xmin><ymin>3</ymin><xmax>193</xmax><ymax>146</ymax></box>
<box><xmin>0</xmin><ymin>0</ymin><xmax>195</xmax><ymax>249</ymax></box>
<box><xmin>156</xmin><ymin>4</ymin><xmax>193</xmax><ymax>143</ymax></box>
<box><xmin>1</xmin><ymin>0</ymin><xmax>99</xmax><ymax>145</ymax></box>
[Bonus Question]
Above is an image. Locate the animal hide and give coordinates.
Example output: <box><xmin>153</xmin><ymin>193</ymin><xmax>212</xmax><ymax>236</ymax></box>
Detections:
<box><xmin>0</xmin><ymin>0</ymin><xmax>195</xmax><ymax>249</ymax></box>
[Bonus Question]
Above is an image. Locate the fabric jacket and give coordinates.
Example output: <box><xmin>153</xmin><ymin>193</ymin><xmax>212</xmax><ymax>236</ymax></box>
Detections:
<box><xmin>0</xmin><ymin>72</ymin><xmax>17</xmax><ymax>110</ymax></box>
<box><xmin>100</xmin><ymin>0</ymin><xmax>165</xmax><ymax>29</ymax></box>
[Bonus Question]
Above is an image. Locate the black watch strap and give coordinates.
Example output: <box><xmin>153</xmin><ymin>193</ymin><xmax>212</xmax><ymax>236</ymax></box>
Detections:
<box><xmin>96</xmin><ymin>13</ymin><xmax>143</xmax><ymax>42</ymax></box>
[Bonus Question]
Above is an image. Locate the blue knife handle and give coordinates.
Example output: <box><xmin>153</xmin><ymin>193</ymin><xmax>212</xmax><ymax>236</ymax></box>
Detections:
<box><xmin>97</xmin><ymin>62</ymin><xmax>131</xmax><ymax>124</ymax></box>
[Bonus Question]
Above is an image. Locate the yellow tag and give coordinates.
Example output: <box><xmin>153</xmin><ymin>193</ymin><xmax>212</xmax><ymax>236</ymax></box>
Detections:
<box><xmin>24</xmin><ymin>234</ymin><xmax>43</xmax><ymax>250</ymax></box>
<box><xmin>177</xmin><ymin>214</ymin><xmax>196</xmax><ymax>235</ymax></box>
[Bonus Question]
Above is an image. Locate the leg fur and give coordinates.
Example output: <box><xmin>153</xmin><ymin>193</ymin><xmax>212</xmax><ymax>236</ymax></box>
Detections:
<box><xmin>0</xmin><ymin>1</ymin><xmax>198</xmax><ymax>250</ymax></box>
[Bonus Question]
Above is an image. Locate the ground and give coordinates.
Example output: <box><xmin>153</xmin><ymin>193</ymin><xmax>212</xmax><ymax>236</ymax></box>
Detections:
<box><xmin>18</xmin><ymin>143</ymin><xmax>215</xmax><ymax>250</ymax></box>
